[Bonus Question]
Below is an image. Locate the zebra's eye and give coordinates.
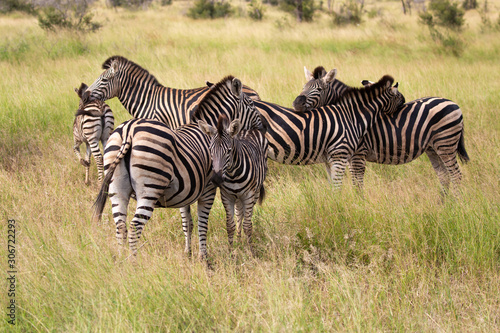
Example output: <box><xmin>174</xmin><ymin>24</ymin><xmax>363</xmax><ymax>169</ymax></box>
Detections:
<box><xmin>317</xmin><ymin>87</ymin><xmax>323</xmax><ymax>92</ymax></box>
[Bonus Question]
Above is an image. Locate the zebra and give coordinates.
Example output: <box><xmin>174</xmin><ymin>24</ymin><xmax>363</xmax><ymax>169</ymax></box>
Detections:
<box><xmin>93</xmin><ymin>76</ymin><xmax>264</xmax><ymax>258</ymax></box>
<box><xmin>292</xmin><ymin>66</ymin><xmax>349</xmax><ymax>112</ymax></box>
<box><xmin>86</xmin><ymin>55</ymin><xmax>260</xmax><ymax>129</ymax></box>
<box><xmin>198</xmin><ymin>114</ymin><xmax>268</xmax><ymax>248</ymax></box>
<box><xmin>292</xmin><ymin>66</ymin><xmax>469</xmax><ymax>191</ymax></box>
<box><xmin>253</xmin><ymin>75</ymin><xmax>403</xmax><ymax>189</ymax></box>
<box><xmin>73</xmin><ymin>83</ymin><xmax>114</xmax><ymax>185</ymax></box>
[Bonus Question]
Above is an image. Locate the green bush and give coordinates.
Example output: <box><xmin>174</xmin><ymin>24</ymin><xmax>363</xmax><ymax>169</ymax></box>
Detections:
<box><xmin>106</xmin><ymin>0</ymin><xmax>153</xmax><ymax>9</ymax></box>
<box><xmin>187</xmin><ymin>0</ymin><xmax>233</xmax><ymax>19</ymax></box>
<box><xmin>279</xmin><ymin>0</ymin><xmax>317</xmax><ymax>22</ymax></box>
<box><xmin>332</xmin><ymin>0</ymin><xmax>363</xmax><ymax>26</ymax></box>
<box><xmin>420</xmin><ymin>0</ymin><xmax>465</xmax><ymax>30</ymax></box>
<box><xmin>36</xmin><ymin>0</ymin><xmax>102</xmax><ymax>33</ymax></box>
<box><xmin>0</xmin><ymin>0</ymin><xmax>34</xmax><ymax>13</ymax></box>
<box><xmin>248</xmin><ymin>0</ymin><xmax>265</xmax><ymax>20</ymax></box>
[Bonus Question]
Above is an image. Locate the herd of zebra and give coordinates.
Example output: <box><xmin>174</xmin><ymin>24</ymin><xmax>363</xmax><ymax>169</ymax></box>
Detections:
<box><xmin>73</xmin><ymin>55</ymin><xmax>469</xmax><ymax>258</ymax></box>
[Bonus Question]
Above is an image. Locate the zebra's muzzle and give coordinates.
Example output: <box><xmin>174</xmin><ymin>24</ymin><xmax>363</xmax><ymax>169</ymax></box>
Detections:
<box><xmin>292</xmin><ymin>95</ymin><xmax>309</xmax><ymax>112</ymax></box>
<box><xmin>211</xmin><ymin>171</ymin><xmax>224</xmax><ymax>187</ymax></box>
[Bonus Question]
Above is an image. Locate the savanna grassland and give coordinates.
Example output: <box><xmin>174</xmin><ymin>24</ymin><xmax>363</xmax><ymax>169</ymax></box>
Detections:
<box><xmin>1</xmin><ymin>0</ymin><xmax>500</xmax><ymax>331</ymax></box>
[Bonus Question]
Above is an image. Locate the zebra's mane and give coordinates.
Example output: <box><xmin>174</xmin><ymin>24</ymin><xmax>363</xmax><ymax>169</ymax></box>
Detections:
<box><xmin>102</xmin><ymin>55</ymin><xmax>161</xmax><ymax>86</ymax></box>
<box><xmin>312</xmin><ymin>66</ymin><xmax>327</xmax><ymax>79</ymax></box>
<box><xmin>217</xmin><ymin>114</ymin><xmax>229</xmax><ymax>135</ymax></box>
<box><xmin>338</xmin><ymin>75</ymin><xmax>394</xmax><ymax>102</ymax></box>
<box><xmin>190</xmin><ymin>75</ymin><xmax>236</xmax><ymax>122</ymax></box>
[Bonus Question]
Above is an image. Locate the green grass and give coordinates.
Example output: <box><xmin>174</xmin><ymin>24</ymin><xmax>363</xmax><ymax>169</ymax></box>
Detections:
<box><xmin>1</xmin><ymin>0</ymin><xmax>500</xmax><ymax>331</ymax></box>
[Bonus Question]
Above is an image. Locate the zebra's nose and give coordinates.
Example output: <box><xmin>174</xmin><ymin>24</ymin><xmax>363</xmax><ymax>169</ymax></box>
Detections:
<box><xmin>292</xmin><ymin>95</ymin><xmax>307</xmax><ymax>112</ymax></box>
<box><xmin>211</xmin><ymin>171</ymin><xmax>224</xmax><ymax>187</ymax></box>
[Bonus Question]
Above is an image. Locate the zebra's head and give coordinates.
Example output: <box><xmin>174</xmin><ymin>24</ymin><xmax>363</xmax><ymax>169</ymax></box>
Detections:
<box><xmin>361</xmin><ymin>79</ymin><xmax>406</xmax><ymax>115</ymax></box>
<box><xmin>74</xmin><ymin>82</ymin><xmax>108</xmax><ymax>117</ymax></box>
<box><xmin>293</xmin><ymin>66</ymin><xmax>347</xmax><ymax>112</ymax></box>
<box><xmin>191</xmin><ymin>76</ymin><xmax>264</xmax><ymax>132</ymax></box>
<box><xmin>198</xmin><ymin>114</ymin><xmax>241</xmax><ymax>187</ymax></box>
<box><xmin>87</xmin><ymin>56</ymin><xmax>124</xmax><ymax>101</ymax></box>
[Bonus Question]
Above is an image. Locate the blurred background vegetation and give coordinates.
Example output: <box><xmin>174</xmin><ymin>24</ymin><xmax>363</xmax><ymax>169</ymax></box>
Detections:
<box><xmin>1</xmin><ymin>0</ymin><xmax>500</xmax><ymax>331</ymax></box>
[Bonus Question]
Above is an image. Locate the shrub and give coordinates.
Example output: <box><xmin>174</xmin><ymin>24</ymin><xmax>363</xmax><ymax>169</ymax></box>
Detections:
<box><xmin>248</xmin><ymin>0</ymin><xmax>265</xmax><ymax>20</ymax></box>
<box><xmin>106</xmin><ymin>0</ymin><xmax>153</xmax><ymax>9</ymax></box>
<box><xmin>420</xmin><ymin>0</ymin><xmax>465</xmax><ymax>30</ymax></box>
<box><xmin>279</xmin><ymin>0</ymin><xmax>317</xmax><ymax>22</ymax></box>
<box><xmin>34</xmin><ymin>0</ymin><xmax>101</xmax><ymax>32</ymax></box>
<box><xmin>332</xmin><ymin>0</ymin><xmax>363</xmax><ymax>26</ymax></box>
<box><xmin>0</xmin><ymin>0</ymin><xmax>34</xmax><ymax>13</ymax></box>
<box><xmin>462</xmin><ymin>0</ymin><xmax>477</xmax><ymax>10</ymax></box>
<box><xmin>187</xmin><ymin>0</ymin><xmax>233</xmax><ymax>19</ymax></box>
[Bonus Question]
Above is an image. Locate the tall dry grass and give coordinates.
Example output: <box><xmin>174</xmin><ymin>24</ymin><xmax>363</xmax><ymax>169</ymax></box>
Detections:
<box><xmin>1</xmin><ymin>0</ymin><xmax>499</xmax><ymax>331</ymax></box>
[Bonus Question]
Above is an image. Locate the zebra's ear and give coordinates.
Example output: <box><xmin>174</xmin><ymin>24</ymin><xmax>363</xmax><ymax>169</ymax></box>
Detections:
<box><xmin>75</xmin><ymin>82</ymin><xmax>88</xmax><ymax>98</ymax></box>
<box><xmin>304</xmin><ymin>67</ymin><xmax>314</xmax><ymax>81</ymax></box>
<box><xmin>109</xmin><ymin>60</ymin><xmax>119</xmax><ymax>76</ymax></box>
<box><xmin>323</xmin><ymin>69</ymin><xmax>337</xmax><ymax>83</ymax></box>
<box><xmin>392</xmin><ymin>82</ymin><xmax>399</xmax><ymax>94</ymax></box>
<box><xmin>361</xmin><ymin>80</ymin><xmax>374</xmax><ymax>87</ymax></box>
<box><xmin>230</xmin><ymin>78</ymin><xmax>242</xmax><ymax>97</ymax></box>
<box><xmin>81</xmin><ymin>90</ymin><xmax>91</xmax><ymax>104</ymax></box>
<box><xmin>198</xmin><ymin>119</ymin><xmax>217</xmax><ymax>136</ymax></box>
<box><xmin>228</xmin><ymin>119</ymin><xmax>242</xmax><ymax>138</ymax></box>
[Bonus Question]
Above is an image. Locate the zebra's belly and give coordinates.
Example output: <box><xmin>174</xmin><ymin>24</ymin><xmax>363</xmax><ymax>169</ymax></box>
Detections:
<box><xmin>156</xmin><ymin>176</ymin><xmax>209</xmax><ymax>208</ymax></box>
<box><xmin>364</xmin><ymin>148</ymin><xmax>425</xmax><ymax>165</ymax></box>
<box><xmin>267</xmin><ymin>146</ymin><xmax>326</xmax><ymax>165</ymax></box>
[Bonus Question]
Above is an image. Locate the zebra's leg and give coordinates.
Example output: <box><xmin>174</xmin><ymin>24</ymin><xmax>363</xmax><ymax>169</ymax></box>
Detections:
<box><xmin>221</xmin><ymin>195</ymin><xmax>236</xmax><ymax>246</ymax></box>
<box><xmin>426</xmin><ymin>148</ymin><xmax>451</xmax><ymax>194</ymax></box>
<box><xmin>108</xmin><ymin>162</ymin><xmax>133</xmax><ymax>249</ymax></box>
<box><xmin>180</xmin><ymin>206</ymin><xmax>193</xmax><ymax>257</ymax></box>
<box><xmin>325</xmin><ymin>156</ymin><xmax>349</xmax><ymax>190</ymax></box>
<box><xmin>235</xmin><ymin>199</ymin><xmax>244</xmax><ymax>241</ymax></box>
<box><xmin>349</xmin><ymin>154</ymin><xmax>367</xmax><ymax>190</ymax></box>
<box><xmin>433</xmin><ymin>146</ymin><xmax>463</xmax><ymax>194</ymax></box>
<box><xmin>89</xmin><ymin>138</ymin><xmax>104</xmax><ymax>185</ymax></box>
<box><xmin>128</xmin><ymin>195</ymin><xmax>161</xmax><ymax>256</ymax></box>
<box><xmin>196</xmin><ymin>184</ymin><xmax>217</xmax><ymax>260</ymax></box>
<box><xmin>84</xmin><ymin>143</ymin><xmax>92</xmax><ymax>185</ymax></box>
<box><xmin>241</xmin><ymin>195</ymin><xmax>256</xmax><ymax>247</ymax></box>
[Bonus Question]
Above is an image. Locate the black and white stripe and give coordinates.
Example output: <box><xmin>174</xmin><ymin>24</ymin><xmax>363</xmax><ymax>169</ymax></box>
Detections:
<box><xmin>87</xmin><ymin>55</ymin><xmax>260</xmax><ymax>129</ymax></box>
<box><xmin>256</xmin><ymin>75</ymin><xmax>403</xmax><ymax>188</ymax></box>
<box><xmin>292</xmin><ymin>66</ymin><xmax>469</xmax><ymax>191</ymax></box>
<box><xmin>198</xmin><ymin>114</ymin><xmax>268</xmax><ymax>247</ymax></box>
<box><xmin>73</xmin><ymin>83</ymin><xmax>114</xmax><ymax>185</ymax></box>
<box><xmin>292</xmin><ymin>66</ymin><xmax>349</xmax><ymax>112</ymax></box>
<box><xmin>93</xmin><ymin>76</ymin><xmax>263</xmax><ymax>258</ymax></box>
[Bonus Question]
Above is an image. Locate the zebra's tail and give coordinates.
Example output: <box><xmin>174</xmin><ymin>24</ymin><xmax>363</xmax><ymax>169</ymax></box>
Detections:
<box><xmin>92</xmin><ymin>127</ymin><xmax>133</xmax><ymax>222</ymax></box>
<box><xmin>257</xmin><ymin>185</ymin><xmax>266</xmax><ymax>205</ymax></box>
<box><xmin>458</xmin><ymin>129</ymin><xmax>470</xmax><ymax>163</ymax></box>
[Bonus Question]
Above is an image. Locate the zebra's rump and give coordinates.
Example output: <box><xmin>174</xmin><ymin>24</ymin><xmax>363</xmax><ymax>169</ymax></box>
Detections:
<box><xmin>363</xmin><ymin>97</ymin><xmax>464</xmax><ymax>165</ymax></box>
<box><xmin>104</xmin><ymin>119</ymin><xmax>213</xmax><ymax>208</ymax></box>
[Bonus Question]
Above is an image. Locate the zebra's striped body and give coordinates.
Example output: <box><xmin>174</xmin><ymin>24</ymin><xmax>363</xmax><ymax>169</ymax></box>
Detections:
<box><xmin>93</xmin><ymin>119</ymin><xmax>215</xmax><ymax>258</ymax></box>
<box><xmin>87</xmin><ymin>55</ymin><xmax>260</xmax><ymax>129</ymax></box>
<box><xmin>199</xmin><ymin>115</ymin><xmax>268</xmax><ymax>247</ymax></box>
<box><xmin>93</xmin><ymin>76</ymin><xmax>264</xmax><ymax>258</ymax></box>
<box><xmin>256</xmin><ymin>75</ymin><xmax>402</xmax><ymax>188</ymax></box>
<box><xmin>293</xmin><ymin>66</ymin><xmax>469</xmax><ymax>190</ymax></box>
<box><xmin>73</xmin><ymin>83</ymin><xmax>114</xmax><ymax>185</ymax></box>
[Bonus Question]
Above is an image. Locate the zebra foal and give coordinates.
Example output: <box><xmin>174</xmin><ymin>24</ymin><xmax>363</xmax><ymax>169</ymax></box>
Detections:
<box><xmin>73</xmin><ymin>83</ymin><xmax>114</xmax><ymax>185</ymax></box>
<box><xmin>198</xmin><ymin>114</ymin><xmax>268</xmax><ymax>248</ymax></box>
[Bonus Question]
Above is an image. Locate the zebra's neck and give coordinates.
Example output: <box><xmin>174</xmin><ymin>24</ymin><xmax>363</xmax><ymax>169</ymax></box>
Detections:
<box><xmin>323</xmin><ymin>80</ymin><xmax>350</xmax><ymax>105</ymax></box>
